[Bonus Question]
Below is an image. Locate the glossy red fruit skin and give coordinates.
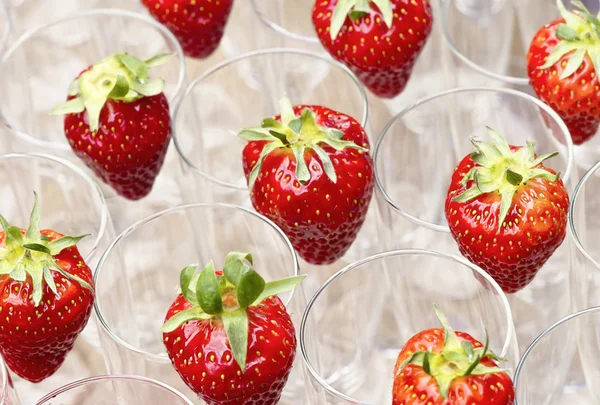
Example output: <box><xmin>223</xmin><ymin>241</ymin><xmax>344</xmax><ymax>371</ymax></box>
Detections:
<box><xmin>141</xmin><ymin>0</ymin><xmax>234</xmax><ymax>59</ymax></box>
<box><xmin>312</xmin><ymin>0</ymin><xmax>433</xmax><ymax>98</ymax></box>
<box><xmin>63</xmin><ymin>90</ymin><xmax>171</xmax><ymax>201</ymax></box>
<box><xmin>528</xmin><ymin>18</ymin><xmax>600</xmax><ymax>145</ymax></box>
<box><xmin>0</xmin><ymin>230</ymin><xmax>94</xmax><ymax>383</ymax></box>
<box><xmin>163</xmin><ymin>295</ymin><xmax>296</xmax><ymax>405</ymax></box>
<box><xmin>392</xmin><ymin>328</ymin><xmax>515</xmax><ymax>405</ymax></box>
<box><xmin>445</xmin><ymin>148</ymin><xmax>569</xmax><ymax>294</ymax></box>
<box><xmin>242</xmin><ymin>105</ymin><xmax>374</xmax><ymax>265</ymax></box>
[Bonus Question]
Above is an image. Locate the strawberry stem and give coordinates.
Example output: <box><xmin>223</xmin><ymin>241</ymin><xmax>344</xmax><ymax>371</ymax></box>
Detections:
<box><xmin>0</xmin><ymin>193</ymin><xmax>91</xmax><ymax>306</ymax></box>
<box><xmin>161</xmin><ymin>252</ymin><xmax>306</xmax><ymax>373</ymax></box>
<box><xmin>50</xmin><ymin>53</ymin><xmax>172</xmax><ymax>132</ymax></box>
<box><xmin>329</xmin><ymin>0</ymin><xmax>394</xmax><ymax>40</ymax></box>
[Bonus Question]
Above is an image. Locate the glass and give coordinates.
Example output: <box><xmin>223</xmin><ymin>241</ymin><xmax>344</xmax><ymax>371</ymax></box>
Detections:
<box><xmin>0</xmin><ymin>0</ymin><xmax>10</xmax><ymax>57</ymax></box>
<box><xmin>514</xmin><ymin>307</ymin><xmax>600</xmax><ymax>405</ymax></box>
<box><xmin>0</xmin><ymin>8</ymin><xmax>185</xmax><ymax>157</ymax></box>
<box><xmin>0</xmin><ymin>152</ymin><xmax>113</xmax><ymax>404</ymax></box>
<box><xmin>373</xmin><ymin>87</ymin><xmax>576</xmax><ymax>356</ymax></box>
<box><xmin>94</xmin><ymin>203</ymin><xmax>310</xmax><ymax>404</ymax></box>
<box><xmin>0</xmin><ymin>353</ymin><xmax>19</xmax><ymax>405</ymax></box>
<box><xmin>300</xmin><ymin>249</ymin><xmax>518</xmax><ymax>404</ymax></box>
<box><xmin>35</xmin><ymin>375</ymin><xmax>194</xmax><ymax>404</ymax></box>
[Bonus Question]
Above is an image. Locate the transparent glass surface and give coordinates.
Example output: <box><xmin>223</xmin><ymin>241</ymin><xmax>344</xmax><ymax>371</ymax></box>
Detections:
<box><xmin>0</xmin><ymin>0</ymin><xmax>10</xmax><ymax>57</ymax></box>
<box><xmin>300</xmin><ymin>249</ymin><xmax>518</xmax><ymax>404</ymax></box>
<box><xmin>94</xmin><ymin>203</ymin><xmax>310</xmax><ymax>404</ymax></box>
<box><xmin>0</xmin><ymin>153</ymin><xmax>113</xmax><ymax>404</ymax></box>
<box><xmin>35</xmin><ymin>375</ymin><xmax>193</xmax><ymax>405</ymax></box>
<box><xmin>514</xmin><ymin>307</ymin><xmax>600</xmax><ymax>405</ymax></box>
<box><xmin>373</xmin><ymin>88</ymin><xmax>577</xmax><ymax>357</ymax></box>
<box><xmin>0</xmin><ymin>354</ymin><xmax>19</xmax><ymax>405</ymax></box>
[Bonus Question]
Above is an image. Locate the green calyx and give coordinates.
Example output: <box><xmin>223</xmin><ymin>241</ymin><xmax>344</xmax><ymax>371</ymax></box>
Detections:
<box><xmin>0</xmin><ymin>193</ymin><xmax>92</xmax><ymax>307</ymax></box>
<box><xmin>329</xmin><ymin>0</ymin><xmax>393</xmax><ymax>40</ymax></box>
<box><xmin>237</xmin><ymin>96</ymin><xmax>367</xmax><ymax>189</ymax></box>
<box><xmin>160</xmin><ymin>251</ymin><xmax>306</xmax><ymax>373</ymax></box>
<box><xmin>399</xmin><ymin>306</ymin><xmax>507</xmax><ymax>399</ymax></box>
<box><xmin>452</xmin><ymin>127</ymin><xmax>560</xmax><ymax>232</ymax></box>
<box><xmin>50</xmin><ymin>53</ymin><xmax>172</xmax><ymax>132</ymax></box>
<box><xmin>539</xmin><ymin>0</ymin><xmax>600</xmax><ymax>79</ymax></box>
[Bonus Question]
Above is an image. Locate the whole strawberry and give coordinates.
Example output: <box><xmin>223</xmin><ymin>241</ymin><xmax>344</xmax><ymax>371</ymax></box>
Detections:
<box><xmin>445</xmin><ymin>127</ymin><xmax>569</xmax><ymax>294</ymax></box>
<box><xmin>393</xmin><ymin>306</ymin><xmax>515</xmax><ymax>405</ymax></box>
<box><xmin>237</xmin><ymin>97</ymin><xmax>374</xmax><ymax>265</ymax></box>
<box><xmin>161</xmin><ymin>252</ymin><xmax>305</xmax><ymax>405</ymax></box>
<box><xmin>141</xmin><ymin>0</ymin><xmax>234</xmax><ymax>59</ymax></box>
<box><xmin>50</xmin><ymin>53</ymin><xmax>172</xmax><ymax>200</ymax></box>
<box><xmin>0</xmin><ymin>194</ymin><xmax>94</xmax><ymax>383</ymax></box>
<box><xmin>312</xmin><ymin>0</ymin><xmax>433</xmax><ymax>98</ymax></box>
<box><xmin>528</xmin><ymin>0</ymin><xmax>600</xmax><ymax>144</ymax></box>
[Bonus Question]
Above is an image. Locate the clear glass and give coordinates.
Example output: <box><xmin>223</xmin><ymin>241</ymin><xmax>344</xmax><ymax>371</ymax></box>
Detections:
<box><xmin>373</xmin><ymin>88</ymin><xmax>576</xmax><ymax>357</ymax></box>
<box><xmin>0</xmin><ymin>0</ymin><xmax>10</xmax><ymax>57</ymax></box>
<box><xmin>0</xmin><ymin>8</ymin><xmax>186</xmax><ymax>156</ymax></box>
<box><xmin>0</xmin><ymin>152</ymin><xmax>114</xmax><ymax>404</ymax></box>
<box><xmin>94</xmin><ymin>203</ymin><xmax>310</xmax><ymax>404</ymax></box>
<box><xmin>300</xmin><ymin>249</ymin><xmax>518</xmax><ymax>404</ymax></box>
<box><xmin>35</xmin><ymin>375</ymin><xmax>194</xmax><ymax>404</ymax></box>
<box><xmin>514</xmin><ymin>307</ymin><xmax>600</xmax><ymax>405</ymax></box>
<box><xmin>0</xmin><ymin>354</ymin><xmax>20</xmax><ymax>405</ymax></box>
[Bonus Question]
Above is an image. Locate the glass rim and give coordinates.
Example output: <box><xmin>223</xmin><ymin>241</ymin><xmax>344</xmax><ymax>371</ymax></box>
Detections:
<box><xmin>440</xmin><ymin>1</ymin><xmax>530</xmax><ymax>85</ymax></box>
<box><xmin>568</xmin><ymin>160</ymin><xmax>600</xmax><ymax>270</ymax></box>
<box><xmin>373</xmin><ymin>86</ymin><xmax>574</xmax><ymax>233</ymax></box>
<box><xmin>0</xmin><ymin>152</ymin><xmax>109</xmax><ymax>263</ymax></box>
<box><xmin>512</xmin><ymin>305</ymin><xmax>600</xmax><ymax>402</ymax></box>
<box><xmin>0</xmin><ymin>0</ymin><xmax>10</xmax><ymax>57</ymax></box>
<box><xmin>35</xmin><ymin>374</ymin><xmax>195</xmax><ymax>404</ymax></box>
<box><xmin>171</xmin><ymin>47</ymin><xmax>369</xmax><ymax>191</ymax></box>
<box><xmin>299</xmin><ymin>248</ymin><xmax>516</xmax><ymax>404</ymax></box>
<box><xmin>0</xmin><ymin>353</ymin><xmax>8</xmax><ymax>405</ymax></box>
<box><xmin>93</xmin><ymin>202</ymin><xmax>301</xmax><ymax>361</ymax></box>
<box><xmin>248</xmin><ymin>0</ymin><xmax>320</xmax><ymax>44</ymax></box>
<box><xmin>0</xmin><ymin>8</ymin><xmax>187</xmax><ymax>152</ymax></box>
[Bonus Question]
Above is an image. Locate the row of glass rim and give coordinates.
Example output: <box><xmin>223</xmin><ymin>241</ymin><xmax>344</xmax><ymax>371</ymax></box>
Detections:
<box><xmin>0</xmin><ymin>151</ymin><xmax>598</xmax><ymax>404</ymax></box>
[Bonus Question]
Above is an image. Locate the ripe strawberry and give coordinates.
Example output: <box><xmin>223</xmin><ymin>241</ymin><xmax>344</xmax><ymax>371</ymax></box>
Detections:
<box><xmin>141</xmin><ymin>0</ymin><xmax>234</xmax><ymax>59</ymax></box>
<box><xmin>393</xmin><ymin>306</ymin><xmax>515</xmax><ymax>405</ymax></box>
<box><xmin>237</xmin><ymin>97</ymin><xmax>374</xmax><ymax>265</ymax></box>
<box><xmin>51</xmin><ymin>53</ymin><xmax>172</xmax><ymax>200</ymax></box>
<box><xmin>445</xmin><ymin>127</ymin><xmax>569</xmax><ymax>294</ymax></box>
<box><xmin>312</xmin><ymin>0</ymin><xmax>433</xmax><ymax>98</ymax></box>
<box><xmin>0</xmin><ymin>194</ymin><xmax>94</xmax><ymax>383</ymax></box>
<box><xmin>161</xmin><ymin>252</ymin><xmax>305</xmax><ymax>405</ymax></box>
<box><xmin>528</xmin><ymin>0</ymin><xmax>600</xmax><ymax>144</ymax></box>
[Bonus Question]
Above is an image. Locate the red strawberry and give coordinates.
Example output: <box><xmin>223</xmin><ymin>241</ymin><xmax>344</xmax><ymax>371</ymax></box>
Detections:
<box><xmin>445</xmin><ymin>127</ymin><xmax>569</xmax><ymax>294</ymax></box>
<box><xmin>393</xmin><ymin>306</ymin><xmax>515</xmax><ymax>405</ymax></box>
<box><xmin>51</xmin><ymin>53</ymin><xmax>172</xmax><ymax>200</ymax></box>
<box><xmin>0</xmin><ymin>194</ymin><xmax>94</xmax><ymax>383</ymax></box>
<box><xmin>141</xmin><ymin>0</ymin><xmax>234</xmax><ymax>59</ymax></box>
<box><xmin>237</xmin><ymin>97</ymin><xmax>374</xmax><ymax>265</ymax></box>
<box><xmin>161</xmin><ymin>252</ymin><xmax>305</xmax><ymax>405</ymax></box>
<box><xmin>312</xmin><ymin>0</ymin><xmax>433</xmax><ymax>98</ymax></box>
<box><xmin>527</xmin><ymin>0</ymin><xmax>600</xmax><ymax>144</ymax></box>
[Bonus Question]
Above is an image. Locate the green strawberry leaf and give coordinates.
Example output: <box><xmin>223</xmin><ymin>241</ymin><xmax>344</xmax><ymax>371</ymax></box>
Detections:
<box><xmin>179</xmin><ymin>264</ymin><xmax>199</xmax><ymax>304</ymax></box>
<box><xmin>161</xmin><ymin>306</ymin><xmax>212</xmax><ymax>333</ymax></box>
<box><xmin>9</xmin><ymin>263</ymin><xmax>26</xmax><ymax>282</ymax></box>
<box><xmin>117</xmin><ymin>53</ymin><xmax>148</xmax><ymax>79</ymax></box>
<box><xmin>144</xmin><ymin>53</ymin><xmax>173</xmax><ymax>68</ymax></box>
<box><xmin>236</xmin><ymin>269</ymin><xmax>266</xmax><ymax>309</ymax></box>
<box><xmin>223</xmin><ymin>252</ymin><xmax>254</xmax><ymax>286</ymax></box>
<box><xmin>25</xmin><ymin>192</ymin><xmax>41</xmax><ymax>240</ymax></box>
<box><xmin>47</xmin><ymin>235</ymin><xmax>89</xmax><ymax>255</ymax></box>
<box><xmin>22</xmin><ymin>243</ymin><xmax>51</xmax><ymax>255</ymax></box>
<box><xmin>251</xmin><ymin>275</ymin><xmax>307</xmax><ymax>306</ymax></box>
<box><xmin>222</xmin><ymin>308</ymin><xmax>249</xmax><ymax>372</ymax></box>
<box><xmin>196</xmin><ymin>261</ymin><xmax>223</xmax><ymax>315</ymax></box>
<box><xmin>43</xmin><ymin>264</ymin><xmax>58</xmax><ymax>296</ymax></box>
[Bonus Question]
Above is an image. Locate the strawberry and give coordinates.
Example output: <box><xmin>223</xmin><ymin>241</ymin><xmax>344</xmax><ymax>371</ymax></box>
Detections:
<box><xmin>50</xmin><ymin>53</ymin><xmax>172</xmax><ymax>200</ymax></box>
<box><xmin>312</xmin><ymin>0</ymin><xmax>433</xmax><ymax>98</ymax></box>
<box><xmin>161</xmin><ymin>252</ymin><xmax>305</xmax><ymax>405</ymax></box>
<box><xmin>445</xmin><ymin>127</ymin><xmax>569</xmax><ymax>294</ymax></box>
<box><xmin>393</xmin><ymin>306</ymin><xmax>515</xmax><ymax>405</ymax></box>
<box><xmin>237</xmin><ymin>97</ymin><xmax>374</xmax><ymax>265</ymax></box>
<box><xmin>527</xmin><ymin>0</ymin><xmax>600</xmax><ymax>145</ymax></box>
<box><xmin>0</xmin><ymin>194</ymin><xmax>94</xmax><ymax>383</ymax></box>
<box><xmin>141</xmin><ymin>0</ymin><xmax>234</xmax><ymax>59</ymax></box>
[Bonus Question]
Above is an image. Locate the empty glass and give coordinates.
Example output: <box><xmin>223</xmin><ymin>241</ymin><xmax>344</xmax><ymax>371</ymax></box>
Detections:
<box><xmin>0</xmin><ymin>354</ymin><xmax>19</xmax><ymax>405</ymax></box>
<box><xmin>0</xmin><ymin>152</ymin><xmax>113</xmax><ymax>403</ymax></box>
<box><xmin>35</xmin><ymin>375</ymin><xmax>194</xmax><ymax>404</ymax></box>
<box><xmin>300</xmin><ymin>249</ymin><xmax>518</xmax><ymax>404</ymax></box>
<box><xmin>374</xmin><ymin>87</ymin><xmax>577</xmax><ymax>356</ymax></box>
<box><xmin>94</xmin><ymin>203</ymin><xmax>310</xmax><ymax>404</ymax></box>
<box><xmin>514</xmin><ymin>307</ymin><xmax>600</xmax><ymax>405</ymax></box>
